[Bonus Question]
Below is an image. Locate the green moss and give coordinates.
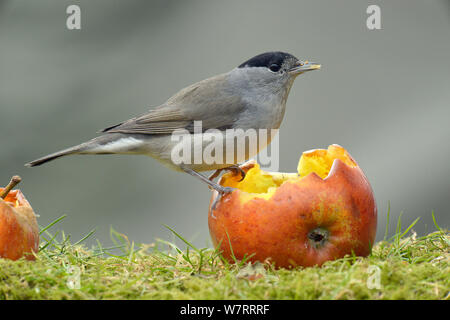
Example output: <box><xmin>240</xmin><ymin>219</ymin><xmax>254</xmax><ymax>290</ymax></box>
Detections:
<box><xmin>0</xmin><ymin>224</ymin><xmax>448</xmax><ymax>300</ymax></box>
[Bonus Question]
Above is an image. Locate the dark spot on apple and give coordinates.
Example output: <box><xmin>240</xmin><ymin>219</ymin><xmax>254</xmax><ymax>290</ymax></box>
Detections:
<box><xmin>309</xmin><ymin>232</ymin><xmax>324</xmax><ymax>242</ymax></box>
<box><xmin>308</xmin><ymin>227</ymin><xmax>329</xmax><ymax>249</ymax></box>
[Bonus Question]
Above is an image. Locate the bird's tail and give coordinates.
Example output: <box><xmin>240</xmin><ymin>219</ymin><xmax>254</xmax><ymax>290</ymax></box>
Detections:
<box><xmin>25</xmin><ymin>133</ymin><xmax>134</xmax><ymax>167</ymax></box>
<box><xmin>25</xmin><ymin>145</ymin><xmax>83</xmax><ymax>167</ymax></box>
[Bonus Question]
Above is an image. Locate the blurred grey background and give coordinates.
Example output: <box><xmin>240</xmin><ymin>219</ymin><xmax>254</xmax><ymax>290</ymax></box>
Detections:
<box><xmin>0</xmin><ymin>0</ymin><xmax>449</xmax><ymax>248</ymax></box>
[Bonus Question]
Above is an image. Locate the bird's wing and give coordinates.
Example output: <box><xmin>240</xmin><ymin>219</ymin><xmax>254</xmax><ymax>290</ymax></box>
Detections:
<box><xmin>101</xmin><ymin>73</ymin><xmax>244</xmax><ymax>135</ymax></box>
<box><xmin>100</xmin><ymin>105</ymin><xmax>192</xmax><ymax>134</ymax></box>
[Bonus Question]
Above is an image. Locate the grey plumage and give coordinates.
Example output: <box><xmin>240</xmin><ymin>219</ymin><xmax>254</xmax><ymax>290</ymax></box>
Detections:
<box><xmin>25</xmin><ymin>52</ymin><xmax>320</xmax><ymax>193</ymax></box>
<box><xmin>25</xmin><ymin>134</ymin><xmax>123</xmax><ymax>167</ymax></box>
<box><xmin>101</xmin><ymin>73</ymin><xmax>245</xmax><ymax>135</ymax></box>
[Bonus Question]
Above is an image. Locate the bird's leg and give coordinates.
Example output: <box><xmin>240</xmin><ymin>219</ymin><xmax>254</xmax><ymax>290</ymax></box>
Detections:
<box><xmin>180</xmin><ymin>165</ymin><xmax>235</xmax><ymax>214</ymax></box>
<box><xmin>180</xmin><ymin>166</ymin><xmax>235</xmax><ymax>195</ymax></box>
<box><xmin>207</xmin><ymin>166</ymin><xmax>246</xmax><ymax>203</ymax></box>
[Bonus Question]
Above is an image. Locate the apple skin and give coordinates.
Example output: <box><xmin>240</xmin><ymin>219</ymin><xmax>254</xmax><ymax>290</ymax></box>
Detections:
<box><xmin>208</xmin><ymin>157</ymin><xmax>377</xmax><ymax>268</ymax></box>
<box><xmin>0</xmin><ymin>189</ymin><xmax>39</xmax><ymax>261</ymax></box>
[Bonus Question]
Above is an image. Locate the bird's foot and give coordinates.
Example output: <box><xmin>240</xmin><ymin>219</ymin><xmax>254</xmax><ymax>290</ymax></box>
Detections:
<box><xmin>208</xmin><ymin>169</ymin><xmax>223</xmax><ymax>182</ymax></box>
<box><xmin>210</xmin><ymin>186</ymin><xmax>236</xmax><ymax>217</ymax></box>
<box><xmin>226</xmin><ymin>165</ymin><xmax>246</xmax><ymax>182</ymax></box>
<box><xmin>208</xmin><ymin>165</ymin><xmax>246</xmax><ymax>183</ymax></box>
<box><xmin>178</xmin><ymin>165</ymin><xmax>236</xmax><ymax>215</ymax></box>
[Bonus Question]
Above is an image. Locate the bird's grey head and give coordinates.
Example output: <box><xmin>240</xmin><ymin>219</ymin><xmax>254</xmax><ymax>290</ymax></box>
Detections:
<box><xmin>227</xmin><ymin>52</ymin><xmax>320</xmax><ymax>102</ymax></box>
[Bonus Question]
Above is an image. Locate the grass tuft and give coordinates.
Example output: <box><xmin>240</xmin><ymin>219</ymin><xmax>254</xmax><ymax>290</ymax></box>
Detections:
<box><xmin>0</xmin><ymin>213</ymin><xmax>448</xmax><ymax>300</ymax></box>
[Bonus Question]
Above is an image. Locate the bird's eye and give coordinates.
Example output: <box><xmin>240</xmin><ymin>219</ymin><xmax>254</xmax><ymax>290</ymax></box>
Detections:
<box><xmin>269</xmin><ymin>63</ymin><xmax>281</xmax><ymax>72</ymax></box>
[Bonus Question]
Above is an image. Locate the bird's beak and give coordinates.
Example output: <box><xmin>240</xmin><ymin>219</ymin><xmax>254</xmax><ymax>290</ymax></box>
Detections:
<box><xmin>289</xmin><ymin>61</ymin><xmax>321</xmax><ymax>75</ymax></box>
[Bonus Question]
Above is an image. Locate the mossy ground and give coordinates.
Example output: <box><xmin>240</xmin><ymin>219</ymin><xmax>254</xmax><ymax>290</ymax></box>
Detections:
<box><xmin>0</xmin><ymin>216</ymin><xmax>448</xmax><ymax>300</ymax></box>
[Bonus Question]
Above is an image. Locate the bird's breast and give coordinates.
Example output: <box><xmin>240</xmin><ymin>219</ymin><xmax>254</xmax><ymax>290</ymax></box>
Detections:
<box><xmin>235</xmin><ymin>97</ymin><xmax>287</xmax><ymax>130</ymax></box>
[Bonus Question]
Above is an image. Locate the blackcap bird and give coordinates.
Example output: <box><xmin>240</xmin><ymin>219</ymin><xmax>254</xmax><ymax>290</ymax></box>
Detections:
<box><xmin>26</xmin><ymin>52</ymin><xmax>320</xmax><ymax>197</ymax></box>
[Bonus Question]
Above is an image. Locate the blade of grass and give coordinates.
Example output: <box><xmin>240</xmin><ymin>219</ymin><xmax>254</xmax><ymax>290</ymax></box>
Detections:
<box><xmin>39</xmin><ymin>215</ymin><xmax>67</xmax><ymax>235</ymax></box>
<box><xmin>431</xmin><ymin>210</ymin><xmax>442</xmax><ymax>232</ymax></box>
<box><xmin>384</xmin><ymin>201</ymin><xmax>390</xmax><ymax>241</ymax></box>
<box><xmin>164</xmin><ymin>224</ymin><xmax>199</xmax><ymax>252</ymax></box>
<box><xmin>399</xmin><ymin>217</ymin><xmax>420</xmax><ymax>239</ymax></box>
<box><xmin>224</xmin><ymin>229</ymin><xmax>238</xmax><ymax>264</ymax></box>
<box><xmin>39</xmin><ymin>230</ymin><xmax>61</xmax><ymax>252</ymax></box>
<box><xmin>73</xmin><ymin>228</ymin><xmax>96</xmax><ymax>246</ymax></box>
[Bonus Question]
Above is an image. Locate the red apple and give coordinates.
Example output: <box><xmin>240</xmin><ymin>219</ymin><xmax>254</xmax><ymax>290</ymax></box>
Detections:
<box><xmin>208</xmin><ymin>145</ymin><xmax>377</xmax><ymax>268</ymax></box>
<box><xmin>0</xmin><ymin>176</ymin><xmax>39</xmax><ymax>261</ymax></box>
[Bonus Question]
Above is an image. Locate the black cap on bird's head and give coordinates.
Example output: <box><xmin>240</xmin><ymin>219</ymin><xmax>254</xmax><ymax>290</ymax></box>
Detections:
<box><xmin>238</xmin><ymin>51</ymin><xmax>320</xmax><ymax>75</ymax></box>
<box><xmin>239</xmin><ymin>52</ymin><xmax>297</xmax><ymax>69</ymax></box>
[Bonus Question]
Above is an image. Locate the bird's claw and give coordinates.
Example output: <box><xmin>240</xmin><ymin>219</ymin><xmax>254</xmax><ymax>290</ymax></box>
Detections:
<box><xmin>226</xmin><ymin>165</ymin><xmax>246</xmax><ymax>182</ymax></box>
<box><xmin>210</xmin><ymin>186</ymin><xmax>235</xmax><ymax>217</ymax></box>
<box><xmin>208</xmin><ymin>165</ymin><xmax>246</xmax><ymax>183</ymax></box>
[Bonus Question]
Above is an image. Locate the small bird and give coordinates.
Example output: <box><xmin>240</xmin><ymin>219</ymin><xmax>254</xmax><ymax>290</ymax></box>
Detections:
<box><xmin>26</xmin><ymin>52</ymin><xmax>320</xmax><ymax>196</ymax></box>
